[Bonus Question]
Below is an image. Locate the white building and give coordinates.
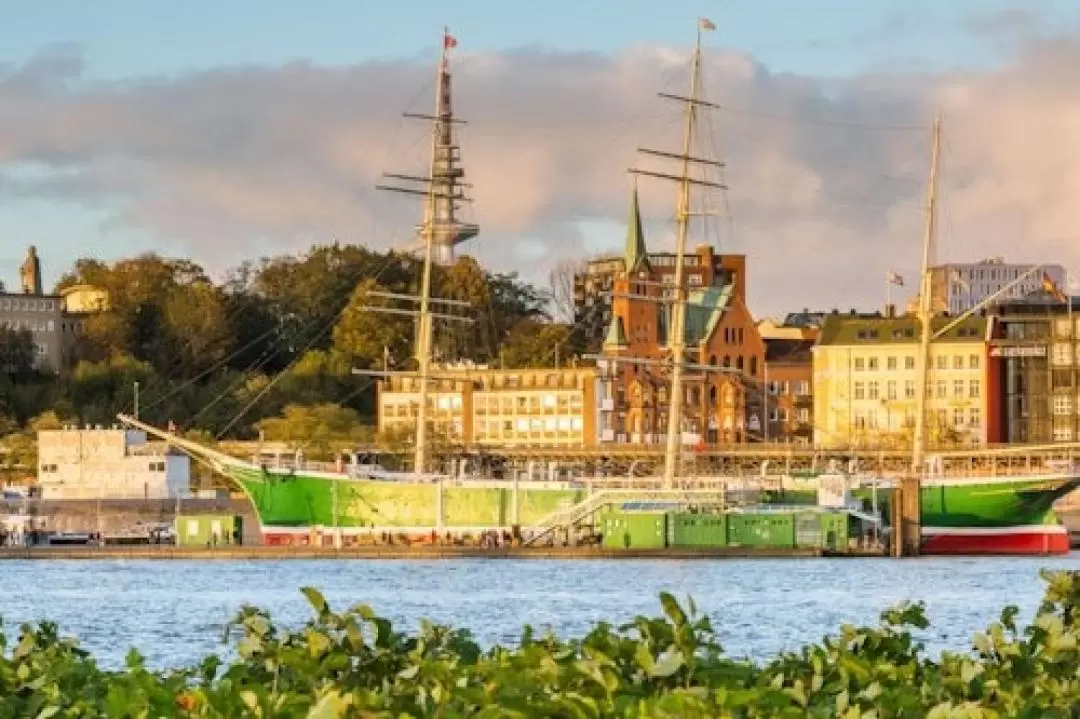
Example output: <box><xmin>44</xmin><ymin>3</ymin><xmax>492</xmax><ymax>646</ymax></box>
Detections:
<box><xmin>930</xmin><ymin>257</ymin><xmax>1066</xmax><ymax>315</ymax></box>
<box><xmin>37</xmin><ymin>427</ymin><xmax>190</xmax><ymax>500</ymax></box>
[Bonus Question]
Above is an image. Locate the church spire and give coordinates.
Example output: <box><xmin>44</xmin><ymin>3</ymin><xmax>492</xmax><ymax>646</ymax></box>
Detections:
<box><xmin>624</xmin><ymin>183</ymin><xmax>649</xmax><ymax>273</ymax></box>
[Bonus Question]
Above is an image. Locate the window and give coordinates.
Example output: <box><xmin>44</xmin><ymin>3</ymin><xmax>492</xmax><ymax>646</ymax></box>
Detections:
<box><xmin>953</xmin><ymin>379</ymin><xmax>965</xmax><ymax>398</ymax></box>
<box><xmin>795</xmin><ymin>380</ymin><xmax>809</xmax><ymax>396</ymax></box>
<box><xmin>1053</xmin><ymin>426</ymin><xmax>1074</xmax><ymax>442</ymax></box>
<box><xmin>1054</xmin><ymin>395</ymin><xmax>1073</xmax><ymax>415</ymax></box>
<box><xmin>905</xmin><ymin>356</ymin><xmax>915</xmax><ymax>370</ymax></box>
<box><xmin>953</xmin><ymin>355</ymin><xmax>964</xmax><ymax>370</ymax></box>
<box><xmin>867</xmin><ymin>357</ymin><xmax>879</xmax><ymax>371</ymax></box>
<box><xmin>936</xmin><ymin>356</ymin><xmax>947</xmax><ymax>370</ymax></box>
<box><xmin>968</xmin><ymin>354</ymin><xmax>980</xmax><ymax>370</ymax></box>
<box><xmin>936</xmin><ymin>380</ymin><xmax>946</xmax><ymax>398</ymax></box>
<box><xmin>1053</xmin><ymin>343</ymin><xmax>1073</xmax><ymax>366</ymax></box>
<box><xmin>969</xmin><ymin>379</ymin><xmax>980</xmax><ymax>398</ymax></box>
<box><xmin>905</xmin><ymin>380</ymin><xmax>915</xmax><ymax>399</ymax></box>
<box><xmin>968</xmin><ymin>407</ymin><xmax>981</xmax><ymax>428</ymax></box>
<box><xmin>887</xmin><ymin>356</ymin><xmax>897</xmax><ymax>371</ymax></box>
<box><xmin>1056</xmin><ymin>317</ymin><xmax>1072</xmax><ymax>337</ymax></box>
<box><xmin>797</xmin><ymin>408</ymin><xmax>809</xmax><ymax>423</ymax></box>
<box><xmin>854</xmin><ymin>357</ymin><xmax>865</xmax><ymax>371</ymax></box>
<box><xmin>953</xmin><ymin>408</ymin><xmax>964</xmax><ymax>427</ymax></box>
<box><xmin>868</xmin><ymin>381</ymin><xmax>880</xmax><ymax>400</ymax></box>
<box><xmin>886</xmin><ymin>381</ymin><xmax>897</xmax><ymax>400</ymax></box>
<box><xmin>854</xmin><ymin>412</ymin><xmax>867</xmax><ymax>430</ymax></box>
<box><xmin>854</xmin><ymin>382</ymin><xmax>865</xmax><ymax>400</ymax></box>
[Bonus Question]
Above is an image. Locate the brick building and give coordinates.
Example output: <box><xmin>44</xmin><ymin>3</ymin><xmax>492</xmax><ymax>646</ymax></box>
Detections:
<box><xmin>595</xmin><ymin>188</ymin><xmax>764</xmax><ymax>445</ymax></box>
<box><xmin>758</xmin><ymin>320</ymin><xmax>817</xmax><ymax>444</ymax></box>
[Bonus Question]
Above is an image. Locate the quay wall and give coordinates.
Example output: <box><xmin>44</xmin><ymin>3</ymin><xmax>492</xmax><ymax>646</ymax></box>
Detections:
<box><xmin>0</xmin><ymin>498</ymin><xmax>261</xmax><ymax>544</ymax></box>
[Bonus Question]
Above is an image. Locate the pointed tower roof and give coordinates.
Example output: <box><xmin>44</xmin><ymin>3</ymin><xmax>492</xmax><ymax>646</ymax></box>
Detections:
<box><xmin>624</xmin><ymin>184</ymin><xmax>649</xmax><ymax>273</ymax></box>
<box><xmin>603</xmin><ymin>315</ymin><xmax>629</xmax><ymax>351</ymax></box>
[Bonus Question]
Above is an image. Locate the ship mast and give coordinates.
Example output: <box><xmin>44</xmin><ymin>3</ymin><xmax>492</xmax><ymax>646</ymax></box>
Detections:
<box><xmin>372</xmin><ymin>28</ymin><xmax>477</xmax><ymax>476</ymax></box>
<box><xmin>630</xmin><ymin>19</ymin><xmax>725</xmax><ymax>488</ymax></box>
<box><xmin>911</xmin><ymin>113</ymin><xmax>942</xmax><ymax>473</ymax></box>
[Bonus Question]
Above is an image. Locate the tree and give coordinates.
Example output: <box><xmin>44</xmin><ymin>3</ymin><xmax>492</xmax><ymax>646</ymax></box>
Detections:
<box><xmin>332</xmin><ymin>279</ymin><xmax>415</xmax><ymax>370</ymax></box>
<box><xmin>0</xmin><ymin>328</ymin><xmax>36</xmax><ymax>377</ymax></box>
<box><xmin>548</xmin><ymin>259</ymin><xmax>583</xmax><ymax>324</ymax></box>
<box><xmin>255</xmin><ymin>403</ymin><xmax>372</xmax><ymax>460</ymax></box>
<box><xmin>498</xmin><ymin>320</ymin><xmax>582</xmax><ymax>369</ymax></box>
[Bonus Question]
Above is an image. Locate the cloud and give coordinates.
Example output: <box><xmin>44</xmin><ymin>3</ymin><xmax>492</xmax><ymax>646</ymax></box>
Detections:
<box><xmin>1</xmin><ymin>33</ymin><xmax>1080</xmax><ymax>317</ymax></box>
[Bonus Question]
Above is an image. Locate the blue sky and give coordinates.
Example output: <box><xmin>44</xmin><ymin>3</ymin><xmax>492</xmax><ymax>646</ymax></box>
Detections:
<box><xmin>1</xmin><ymin>1</ymin><xmax>1079</xmax><ymax>304</ymax></box>
<box><xmin>2</xmin><ymin>0</ymin><xmax>1070</xmax><ymax>79</ymax></box>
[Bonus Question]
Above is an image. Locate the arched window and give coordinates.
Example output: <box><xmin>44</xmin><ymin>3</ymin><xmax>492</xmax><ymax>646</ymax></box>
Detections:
<box><xmin>736</xmin><ymin>355</ymin><xmax>744</xmax><ymax>371</ymax></box>
<box><xmin>723</xmin><ymin>355</ymin><xmax>731</xmax><ymax>367</ymax></box>
<box><xmin>709</xmin><ymin>354</ymin><xmax>717</xmax><ymax>366</ymax></box>
<box><xmin>749</xmin><ymin>356</ymin><xmax>758</xmax><ymax>376</ymax></box>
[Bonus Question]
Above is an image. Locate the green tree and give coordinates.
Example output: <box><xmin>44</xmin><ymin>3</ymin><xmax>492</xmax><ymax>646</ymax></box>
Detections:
<box><xmin>498</xmin><ymin>320</ymin><xmax>583</xmax><ymax>369</ymax></box>
<box><xmin>254</xmin><ymin>403</ymin><xmax>372</xmax><ymax>460</ymax></box>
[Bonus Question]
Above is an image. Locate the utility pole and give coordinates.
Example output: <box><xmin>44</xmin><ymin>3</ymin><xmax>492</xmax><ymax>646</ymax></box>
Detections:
<box><xmin>629</xmin><ymin>18</ymin><xmax>726</xmax><ymax>489</ymax></box>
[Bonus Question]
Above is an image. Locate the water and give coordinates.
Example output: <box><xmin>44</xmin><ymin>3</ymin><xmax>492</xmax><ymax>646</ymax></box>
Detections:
<box><xmin>1</xmin><ymin>555</ymin><xmax>1078</xmax><ymax>669</ymax></box>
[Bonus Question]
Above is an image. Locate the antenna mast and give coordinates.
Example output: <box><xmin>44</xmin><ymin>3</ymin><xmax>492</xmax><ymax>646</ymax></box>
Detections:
<box><xmin>372</xmin><ymin>28</ymin><xmax>477</xmax><ymax>476</ymax></box>
<box><xmin>911</xmin><ymin>112</ymin><xmax>942</xmax><ymax>473</ymax></box>
<box><xmin>630</xmin><ymin>18</ymin><xmax>725</xmax><ymax>489</ymax></box>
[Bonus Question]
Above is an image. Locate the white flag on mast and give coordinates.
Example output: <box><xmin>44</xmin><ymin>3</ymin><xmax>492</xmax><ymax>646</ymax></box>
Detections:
<box><xmin>699</xmin><ymin>17</ymin><xmax>716</xmax><ymax>31</ymax></box>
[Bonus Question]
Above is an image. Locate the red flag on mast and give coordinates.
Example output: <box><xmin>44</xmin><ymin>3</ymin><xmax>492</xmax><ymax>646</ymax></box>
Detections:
<box><xmin>444</xmin><ymin>32</ymin><xmax>457</xmax><ymax>50</ymax></box>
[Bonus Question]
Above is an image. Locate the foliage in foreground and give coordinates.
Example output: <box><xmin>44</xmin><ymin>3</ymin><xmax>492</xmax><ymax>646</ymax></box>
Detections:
<box><xmin>1</xmin><ymin>571</ymin><xmax>1079</xmax><ymax>717</ymax></box>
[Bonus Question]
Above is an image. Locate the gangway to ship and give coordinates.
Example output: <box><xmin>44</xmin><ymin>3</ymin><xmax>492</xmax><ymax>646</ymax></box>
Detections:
<box><xmin>524</xmin><ymin>487</ymin><xmax>743</xmax><ymax>547</ymax></box>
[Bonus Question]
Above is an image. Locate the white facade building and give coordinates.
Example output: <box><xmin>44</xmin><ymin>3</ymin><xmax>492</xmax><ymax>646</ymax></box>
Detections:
<box><xmin>931</xmin><ymin>257</ymin><xmax>1066</xmax><ymax>315</ymax></box>
<box><xmin>37</xmin><ymin>427</ymin><xmax>190</xmax><ymax>500</ymax></box>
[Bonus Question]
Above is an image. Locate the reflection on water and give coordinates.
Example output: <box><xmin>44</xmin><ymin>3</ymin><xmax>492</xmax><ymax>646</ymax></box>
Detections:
<box><xmin>1</xmin><ymin>555</ymin><xmax>1077</xmax><ymax>668</ymax></box>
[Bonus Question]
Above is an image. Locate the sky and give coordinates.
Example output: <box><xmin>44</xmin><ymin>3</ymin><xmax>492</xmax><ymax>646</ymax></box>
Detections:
<box><xmin>2</xmin><ymin>1</ymin><xmax>1080</xmax><ymax>316</ymax></box>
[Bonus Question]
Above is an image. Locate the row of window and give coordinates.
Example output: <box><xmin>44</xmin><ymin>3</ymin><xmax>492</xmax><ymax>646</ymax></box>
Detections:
<box><xmin>0</xmin><ymin>298</ymin><xmax>58</xmax><ymax>312</ymax></box>
<box><xmin>767</xmin><ymin>380</ymin><xmax>810</xmax><ymax>396</ymax></box>
<box><xmin>853</xmin><ymin>379</ymin><xmax>981</xmax><ymax>401</ymax></box>
<box><xmin>853</xmin><ymin>354</ymin><xmax>981</xmax><ymax>371</ymax></box>
<box><xmin>852</xmin><ymin>407</ymin><xmax>981</xmax><ymax>430</ymax></box>
<box><xmin>769</xmin><ymin>408</ymin><xmax>810</xmax><ymax>423</ymax></box>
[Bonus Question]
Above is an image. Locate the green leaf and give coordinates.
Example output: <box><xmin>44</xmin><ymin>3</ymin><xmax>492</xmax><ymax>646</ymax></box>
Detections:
<box><xmin>659</xmin><ymin>593</ymin><xmax>688</xmax><ymax>628</ymax></box>
<box><xmin>301</xmin><ymin>587</ymin><xmax>329</xmax><ymax>615</ymax></box>
<box><xmin>649</xmin><ymin>651</ymin><xmax>684</xmax><ymax>678</ymax></box>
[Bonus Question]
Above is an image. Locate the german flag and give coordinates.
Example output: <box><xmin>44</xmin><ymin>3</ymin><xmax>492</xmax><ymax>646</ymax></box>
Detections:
<box><xmin>1042</xmin><ymin>272</ymin><xmax>1068</xmax><ymax>303</ymax></box>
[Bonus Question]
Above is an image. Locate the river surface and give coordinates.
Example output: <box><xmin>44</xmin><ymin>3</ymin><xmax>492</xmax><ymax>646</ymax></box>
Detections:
<box><xmin>2</xmin><ymin>555</ymin><xmax>1078</xmax><ymax>668</ymax></box>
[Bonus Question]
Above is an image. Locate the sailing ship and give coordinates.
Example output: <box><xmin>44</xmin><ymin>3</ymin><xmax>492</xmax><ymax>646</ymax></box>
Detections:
<box><xmin>118</xmin><ymin>24</ymin><xmax>1080</xmax><ymax>554</ymax></box>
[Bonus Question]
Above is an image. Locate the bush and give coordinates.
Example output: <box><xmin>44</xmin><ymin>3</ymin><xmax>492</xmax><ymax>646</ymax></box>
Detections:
<box><xmin>1</xmin><ymin>570</ymin><xmax>1078</xmax><ymax>716</ymax></box>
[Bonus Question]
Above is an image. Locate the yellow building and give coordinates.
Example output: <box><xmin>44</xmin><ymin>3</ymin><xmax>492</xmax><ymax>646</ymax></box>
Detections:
<box><xmin>60</xmin><ymin>284</ymin><xmax>110</xmax><ymax>313</ymax></box>
<box><xmin>377</xmin><ymin>364</ymin><xmax>597</xmax><ymax>448</ymax></box>
<box><xmin>812</xmin><ymin>313</ymin><xmax>989</xmax><ymax>449</ymax></box>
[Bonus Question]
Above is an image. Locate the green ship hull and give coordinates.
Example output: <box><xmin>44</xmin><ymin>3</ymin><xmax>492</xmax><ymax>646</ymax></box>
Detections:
<box><xmin>228</xmin><ymin>465</ymin><xmax>584</xmax><ymax>533</ymax></box>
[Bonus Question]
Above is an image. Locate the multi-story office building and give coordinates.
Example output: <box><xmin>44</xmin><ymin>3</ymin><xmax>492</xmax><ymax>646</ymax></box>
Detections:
<box><xmin>377</xmin><ymin>364</ymin><xmax>597</xmax><ymax>448</ymax></box>
<box><xmin>986</xmin><ymin>292</ymin><xmax>1080</xmax><ymax>443</ymax></box>
<box><xmin>812</xmin><ymin>311</ymin><xmax>990</xmax><ymax>449</ymax></box>
<box><xmin>930</xmin><ymin>257</ymin><xmax>1065</xmax><ymax>315</ymax></box>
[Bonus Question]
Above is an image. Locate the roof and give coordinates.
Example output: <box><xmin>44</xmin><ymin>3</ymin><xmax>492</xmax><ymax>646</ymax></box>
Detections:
<box><xmin>683</xmin><ymin>284</ymin><xmax>733</xmax><ymax>345</ymax></box>
<box><xmin>765</xmin><ymin>338</ymin><xmax>815</xmax><ymax>363</ymax></box>
<box><xmin>603</xmin><ymin>315</ymin><xmax>628</xmax><ymax>350</ymax></box>
<box><xmin>817</xmin><ymin>313</ymin><xmax>988</xmax><ymax>346</ymax></box>
<box><xmin>624</xmin><ymin>186</ymin><xmax>649</xmax><ymax>274</ymax></box>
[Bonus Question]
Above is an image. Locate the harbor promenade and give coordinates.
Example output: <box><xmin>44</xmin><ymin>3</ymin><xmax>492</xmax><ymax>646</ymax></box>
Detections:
<box><xmin>0</xmin><ymin>545</ymin><xmax>850</xmax><ymax>560</ymax></box>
